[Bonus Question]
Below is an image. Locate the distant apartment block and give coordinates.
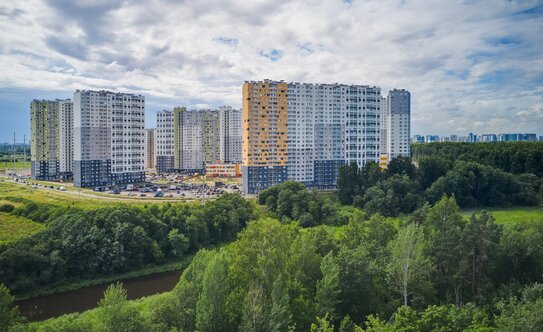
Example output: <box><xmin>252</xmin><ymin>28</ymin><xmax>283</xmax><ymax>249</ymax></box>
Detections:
<box><xmin>425</xmin><ymin>135</ymin><xmax>439</xmax><ymax>143</ymax></box>
<box><xmin>413</xmin><ymin>132</ymin><xmax>539</xmax><ymax>143</ymax></box>
<box><xmin>173</xmin><ymin>107</ymin><xmax>220</xmax><ymax>172</ymax></box>
<box><xmin>73</xmin><ymin>90</ymin><xmax>145</xmax><ymax>188</ymax></box>
<box><xmin>155</xmin><ymin>110</ymin><xmax>175</xmax><ymax>172</ymax></box>
<box><xmin>242</xmin><ymin>80</ymin><xmax>388</xmax><ymax>194</ymax></box>
<box><xmin>145</xmin><ymin>128</ymin><xmax>156</xmax><ymax>169</ymax></box>
<box><xmin>30</xmin><ymin>99</ymin><xmax>73</xmax><ymax>180</ymax></box>
<box><xmin>412</xmin><ymin>135</ymin><xmax>425</xmax><ymax>143</ymax></box>
<box><xmin>219</xmin><ymin>106</ymin><xmax>242</xmax><ymax>163</ymax></box>
<box><xmin>480</xmin><ymin>134</ymin><xmax>497</xmax><ymax>142</ymax></box>
<box><xmin>386</xmin><ymin>89</ymin><xmax>411</xmax><ymax>158</ymax></box>
<box><xmin>498</xmin><ymin>133</ymin><xmax>537</xmax><ymax>142</ymax></box>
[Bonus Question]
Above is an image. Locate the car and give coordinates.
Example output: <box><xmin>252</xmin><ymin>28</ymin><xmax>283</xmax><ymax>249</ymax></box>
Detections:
<box><xmin>140</xmin><ymin>193</ymin><xmax>147</xmax><ymax>197</ymax></box>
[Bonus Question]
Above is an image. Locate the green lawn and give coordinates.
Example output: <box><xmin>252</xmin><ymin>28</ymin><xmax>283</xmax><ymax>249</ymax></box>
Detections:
<box><xmin>0</xmin><ymin>213</ymin><xmax>45</xmax><ymax>244</ymax></box>
<box><xmin>461</xmin><ymin>205</ymin><xmax>543</xmax><ymax>225</ymax></box>
<box><xmin>0</xmin><ymin>160</ymin><xmax>28</xmax><ymax>171</ymax></box>
<box><xmin>0</xmin><ymin>179</ymin><xmax>194</xmax><ymax>210</ymax></box>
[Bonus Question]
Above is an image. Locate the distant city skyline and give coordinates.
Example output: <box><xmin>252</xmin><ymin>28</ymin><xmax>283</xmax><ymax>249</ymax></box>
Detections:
<box><xmin>1</xmin><ymin>0</ymin><xmax>542</xmax><ymax>141</ymax></box>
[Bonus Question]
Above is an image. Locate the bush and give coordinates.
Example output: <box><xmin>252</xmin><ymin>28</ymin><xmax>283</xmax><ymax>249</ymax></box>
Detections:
<box><xmin>0</xmin><ymin>204</ymin><xmax>14</xmax><ymax>213</ymax></box>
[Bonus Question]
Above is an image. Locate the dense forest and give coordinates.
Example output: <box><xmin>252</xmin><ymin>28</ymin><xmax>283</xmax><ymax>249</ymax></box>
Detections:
<box><xmin>3</xmin><ymin>192</ymin><xmax>542</xmax><ymax>331</ymax></box>
<box><xmin>338</xmin><ymin>152</ymin><xmax>542</xmax><ymax>217</ymax></box>
<box><xmin>0</xmin><ymin>194</ymin><xmax>255</xmax><ymax>294</ymax></box>
<box><xmin>1</xmin><ymin>142</ymin><xmax>542</xmax><ymax>331</ymax></box>
<box><xmin>412</xmin><ymin>142</ymin><xmax>543</xmax><ymax>176</ymax></box>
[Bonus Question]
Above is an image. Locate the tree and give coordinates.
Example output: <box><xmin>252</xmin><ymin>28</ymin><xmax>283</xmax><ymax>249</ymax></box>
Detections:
<box><xmin>496</xmin><ymin>284</ymin><xmax>543</xmax><ymax>332</ymax></box>
<box><xmin>168</xmin><ymin>229</ymin><xmax>189</xmax><ymax>257</ymax></box>
<box><xmin>363</xmin><ymin>175</ymin><xmax>423</xmax><ymax>217</ymax></box>
<box><xmin>0</xmin><ymin>284</ymin><xmax>21</xmax><ymax>331</ymax></box>
<box><xmin>513</xmin><ymin>173</ymin><xmax>540</xmax><ymax>205</ymax></box>
<box><xmin>337</xmin><ymin>162</ymin><xmax>360</xmax><ymax>204</ymax></box>
<box><xmin>240</xmin><ymin>282</ymin><xmax>268</xmax><ymax>332</ymax></box>
<box><xmin>425</xmin><ymin>196</ymin><xmax>466</xmax><ymax>305</ymax></box>
<box><xmin>315</xmin><ymin>253</ymin><xmax>341</xmax><ymax>319</ymax></box>
<box><xmin>417</xmin><ymin>156</ymin><xmax>452</xmax><ymax>190</ymax></box>
<box><xmin>387</xmin><ymin>223</ymin><xmax>434</xmax><ymax>307</ymax></box>
<box><xmin>311</xmin><ymin>313</ymin><xmax>335</xmax><ymax>332</ymax></box>
<box><xmin>336</xmin><ymin>245</ymin><xmax>386</xmax><ymax>324</ymax></box>
<box><xmin>386</xmin><ymin>156</ymin><xmax>416</xmax><ymax>179</ymax></box>
<box><xmin>195</xmin><ymin>251</ymin><xmax>230</xmax><ymax>332</ymax></box>
<box><xmin>339</xmin><ymin>315</ymin><xmax>355</xmax><ymax>332</ymax></box>
<box><xmin>269</xmin><ymin>276</ymin><xmax>292</xmax><ymax>332</ymax></box>
<box><xmin>98</xmin><ymin>282</ymin><xmax>147</xmax><ymax>332</ymax></box>
<box><xmin>460</xmin><ymin>211</ymin><xmax>501</xmax><ymax>303</ymax></box>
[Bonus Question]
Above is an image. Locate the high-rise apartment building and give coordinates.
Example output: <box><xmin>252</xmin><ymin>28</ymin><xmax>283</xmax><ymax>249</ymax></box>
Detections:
<box><xmin>145</xmin><ymin>128</ymin><xmax>156</xmax><ymax>169</ymax></box>
<box><xmin>30</xmin><ymin>99</ymin><xmax>73</xmax><ymax>180</ymax></box>
<box><xmin>242</xmin><ymin>80</ymin><xmax>382</xmax><ymax>194</ymax></box>
<box><xmin>386</xmin><ymin>89</ymin><xmax>411</xmax><ymax>158</ymax></box>
<box><xmin>73</xmin><ymin>90</ymin><xmax>145</xmax><ymax>187</ymax></box>
<box><xmin>379</xmin><ymin>96</ymin><xmax>388</xmax><ymax>154</ymax></box>
<box><xmin>218</xmin><ymin>106</ymin><xmax>242</xmax><ymax>163</ymax></box>
<box><xmin>173</xmin><ymin>107</ymin><xmax>220</xmax><ymax>172</ymax></box>
<box><xmin>155</xmin><ymin>110</ymin><xmax>175</xmax><ymax>172</ymax></box>
<box><xmin>202</xmin><ymin>110</ymin><xmax>220</xmax><ymax>165</ymax></box>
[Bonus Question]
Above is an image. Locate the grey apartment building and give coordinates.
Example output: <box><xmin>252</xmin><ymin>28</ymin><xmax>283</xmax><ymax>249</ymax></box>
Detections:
<box><xmin>73</xmin><ymin>90</ymin><xmax>145</xmax><ymax>187</ymax></box>
<box><xmin>30</xmin><ymin>99</ymin><xmax>73</xmax><ymax>180</ymax></box>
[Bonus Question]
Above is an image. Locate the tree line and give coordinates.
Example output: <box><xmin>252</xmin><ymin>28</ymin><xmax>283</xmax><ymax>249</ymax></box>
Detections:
<box><xmin>337</xmin><ymin>155</ymin><xmax>542</xmax><ymax>216</ymax></box>
<box><xmin>0</xmin><ymin>193</ymin><xmax>255</xmax><ymax>294</ymax></box>
<box><xmin>412</xmin><ymin>141</ymin><xmax>543</xmax><ymax>177</ymax></box>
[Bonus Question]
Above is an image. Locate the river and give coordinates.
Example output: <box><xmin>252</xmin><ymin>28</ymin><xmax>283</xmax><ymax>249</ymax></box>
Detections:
<box><xmin>15</xmin><ymin>269</ymin><xmax>183</xmax><ymax>322</ymax></box>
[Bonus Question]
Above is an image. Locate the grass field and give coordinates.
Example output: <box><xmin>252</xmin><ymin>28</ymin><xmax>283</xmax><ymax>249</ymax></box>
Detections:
<box><xmin>0</xmin><ymin>212</ymin><xmax>45</xmax><ymax>244</ymax></box>
<box><xmin>0</xmin><ymin>160</ymin><xmax>28</xmax><ymax>171</ymax></box>
<box><xmin>461</xmin><ymin>205</ymin><xmax>543</xmax><ymax>225</ymax></box>
<box><xmin>0</xmin><ymin>179</ymin><xmax>196</xmax><ymax>210</ymax></box>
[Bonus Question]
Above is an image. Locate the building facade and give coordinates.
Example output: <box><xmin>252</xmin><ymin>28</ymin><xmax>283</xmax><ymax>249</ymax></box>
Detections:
<box><xmin>173</xmin><ymin>107</ymin><xmax>220</xmax><ymax>172</ymax></box>
<box><xmin>218</xmin><ymin>106</ymin><xmax>242</xmax><ymax>163</ymax></box>
<box><xmin>379</xmin><ymin>96</ymin><xmax>388</xmax><ymax>154</ymax></box>
<box><xmin>206</xmin><ymin>163</ymin><xmax>241</xmax><ymax>177</ymax></box>
<box><xmin>145</xmin><ymin>128</ymin><xmax>156</xmax><ymax>170</ymax></box>
<box><xmin>73</xmin><ymin>90</ymin><xmax>145</xmax><ymax>187</ymax></box>
<box><xmin>155</xmin><ymin>110</ymin><xmax>175</xmax><ymax>172</ymax></box>
<box><xmin>242</xmin><ymin>80</ymin><xmax>384</xmax><ymax>194</ymax></box>
<box><xmin>386</xmin><ymin>89</ymin><xmax>411</xmax><ymax>159</ymax></box>
<box><xmin>30</xmin><ymin>99</ymin><xmax>73</xmax><ymax>180</ymax></box>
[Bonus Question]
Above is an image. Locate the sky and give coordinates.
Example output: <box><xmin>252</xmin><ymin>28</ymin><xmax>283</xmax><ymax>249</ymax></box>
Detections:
<box><xmin>0</xmin><ymin>0</ymin><xmax>542</xmax><ymax>142</ymax></box>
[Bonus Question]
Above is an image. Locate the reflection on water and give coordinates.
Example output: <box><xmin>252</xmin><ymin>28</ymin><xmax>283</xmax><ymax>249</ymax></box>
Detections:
<box><xmin>16</xmin><ymin>269</ymin><xmax>183</xmax><ymax>322</ymax></box>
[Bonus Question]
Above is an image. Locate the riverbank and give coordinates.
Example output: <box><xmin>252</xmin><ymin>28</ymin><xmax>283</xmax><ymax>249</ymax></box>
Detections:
<box><xmin>14</xmin><ymin>255</ymin><xmax>192</xmax><ymax>301</ymax></box>
<box><xmin>17</xmin><ymin>268</ymin><xmax>185</xmax><ymax>322</ymax></box>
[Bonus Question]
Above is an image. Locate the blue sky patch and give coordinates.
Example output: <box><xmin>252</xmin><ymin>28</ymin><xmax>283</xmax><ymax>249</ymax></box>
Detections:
<box><xmin>259</xmin><ymin>49</ymin><xmax>283</xmax><ymax>62</ymax></box>
<box><xmin>214</xmin><ymin>36</ymin><xmax>238</xmax><ymax>46</ymax></box>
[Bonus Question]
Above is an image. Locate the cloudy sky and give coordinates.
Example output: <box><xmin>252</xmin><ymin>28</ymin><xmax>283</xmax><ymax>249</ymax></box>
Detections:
<box><xmin>1</xmin><ymin>0</ymin><xmax>542</xmax><ymax>142</ymax></box>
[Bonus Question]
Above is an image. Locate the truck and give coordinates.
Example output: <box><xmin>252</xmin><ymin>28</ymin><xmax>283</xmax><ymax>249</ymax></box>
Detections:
<box><xmin>126</xmin><ymin>184</ymin><xmax>135</xmax><ymax>191</ymax></box>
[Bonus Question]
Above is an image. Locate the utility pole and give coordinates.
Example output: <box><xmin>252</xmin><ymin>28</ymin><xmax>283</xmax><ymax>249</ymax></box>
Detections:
<box><xmin>23</xmin><ymin>134</ymin><xmax>27</xmax><ymax>177</ymax></box>
<box><xmin>12</xmin><ymin>132</ymin><xmax>16</xmax><ymax>179</ymax></box>
<box><xmin>201</xmin><ymin>171</ymin><xmax>206</xmax><ymax>206</ymax></box>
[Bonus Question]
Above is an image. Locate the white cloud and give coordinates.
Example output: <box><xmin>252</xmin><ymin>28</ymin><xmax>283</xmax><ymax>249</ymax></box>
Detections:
<box><xmin>0</xmin><ymin>0</ymin><xmax>542</xmax><ymax>135</ymax></box>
